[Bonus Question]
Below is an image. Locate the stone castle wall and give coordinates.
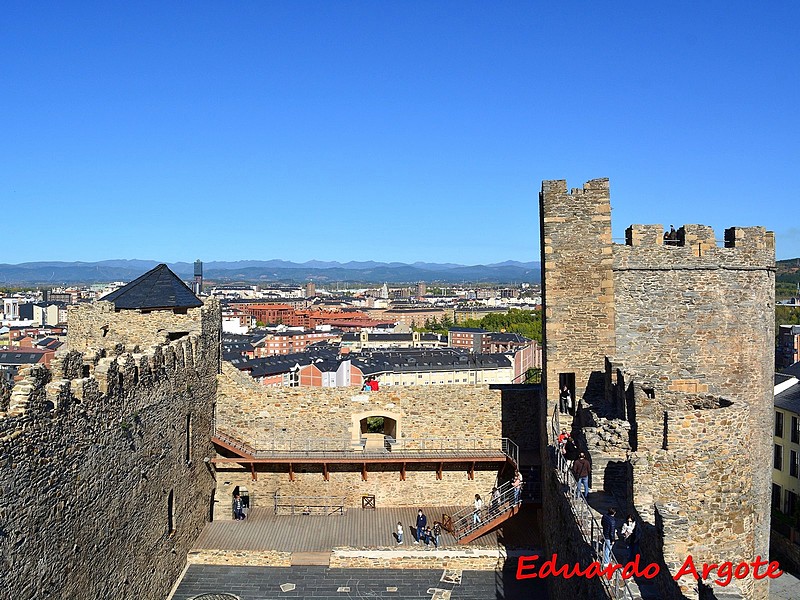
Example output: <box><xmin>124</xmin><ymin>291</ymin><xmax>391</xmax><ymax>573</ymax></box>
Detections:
<box><xmin>626</xmin><ymin>376</ymin><xmax>755</xmax><ymax>598</ymax></box>
<box><xmin>217</xmin><ymin>363</ymin><xmax>502</xmax><ymax>447</ymax></box>
<box><xmin>539</xmin><ymin>179</ymin><xmax>775</xmax><ymax>600</ymax></box>
<box><xmin>67</xmin><ymin>300</ymin><xmax>208</xmax><ymax>352</ymax></box>
<box><xmin>539</xmin><ymin>178</ymin><xmax>616</xmax><ymax>406</ymax></box>
<box><xmin>0</xmin><ymin>299</ymin><xmax>221</xmax><ymax>600</ymax></box>
<box><xmin>214</xmin><ymin>366</ymin><xmax>509</xmax><ymax>514</ymax></box>
<box><xmin>612</xmin><ymin>228</ymin><xmax>775</xmax><ymax>600</ymax></box>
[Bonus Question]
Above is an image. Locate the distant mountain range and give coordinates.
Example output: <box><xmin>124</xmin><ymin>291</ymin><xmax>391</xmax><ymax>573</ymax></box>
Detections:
<box><xmin>0</xmin><ymin>260</ymin><xmax>541</xmax><ymax>286</ymax></box>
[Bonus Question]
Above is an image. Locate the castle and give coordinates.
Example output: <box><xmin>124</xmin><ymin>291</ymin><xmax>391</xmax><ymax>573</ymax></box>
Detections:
<box><xmin>539</xmin><ymin>179</ymin><xmax>775</xmax><ymax>600</ymax></box>
<box><xmin>0</xmin><ymin>266</ymin><xmax>221</xmax><ymax>599</ymax></box>
<box><xmin>0</xmin><ymin>179</ymin><xmax>778</xmax><ymax>599</ymax></box>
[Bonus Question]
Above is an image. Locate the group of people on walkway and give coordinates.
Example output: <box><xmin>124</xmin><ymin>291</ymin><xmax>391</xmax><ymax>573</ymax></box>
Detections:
<box><xmin>559</xmin><ymin>428</ymin><xmax>642</xmax><ymax>569</ymax></box>
<box><xmin>558</xmin><ymin>428</ymin><xmax>590</xmax><ymax>498</ymax></box>
<box><xmin>601</xmin><ymin>508</ymin><xmax>641</xmax><ymax>567</ymax></box>
<box><xmin>396</xmin><ymin>509</ymin><xmax>442</xmax><ymax>548</ymax></box>
<box><xmin>471</xmin><ymin>470</ymin><xmax>524</xmax><ymax>527</ymax></box>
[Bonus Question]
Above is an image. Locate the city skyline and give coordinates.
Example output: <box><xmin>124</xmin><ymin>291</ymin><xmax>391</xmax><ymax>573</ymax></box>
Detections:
<box><xmin>3</xmin><ymin>2</ymin><xmax>798</xmax><ymax>263</ymax></box>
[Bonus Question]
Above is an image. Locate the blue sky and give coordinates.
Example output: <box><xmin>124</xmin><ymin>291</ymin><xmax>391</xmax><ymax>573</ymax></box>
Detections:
<box><xmin>2</xmin><ymin>1</ymin><xmax>798</xmax><ymax>264</ymax></box>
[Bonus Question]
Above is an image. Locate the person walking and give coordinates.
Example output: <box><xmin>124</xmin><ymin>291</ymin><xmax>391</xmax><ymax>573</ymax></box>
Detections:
<box><xmin>625</xmin><ymin>516</ymin><xmax>641</xmax><ymax>560</ymax></box>
<box><xmin>433</xmin><ymin>521</ymin><xmax>442</xmax><ymax>549</ymax></box>
<box><xmin>395</xmin><ymin>522</ymin><xmax>404</xmax><ymax>545</ymax></box>
<box><xmin>473</xmin><ymin>494</ymin><xmax>483</xmax><ymax>525</ymax></box>
<box><xmin>490</xmin><ymin>486</ymin><xmax>500</xmax><ymax>516</ymax></box>
<box><xmin>560</xmin><ymin>385</ymin><xmax>573</xmax><ymax>415</ymax></box>
<box><xmin>512</xmin><ymin>471</ymin><xmax>524</xmax><ymax>505</ymax></box>
<box><xmin>414</xmin><ymin>509</ymin><xmax>427</xmax><ymax>544</ymax></box>
<box><xmin>233</xmin><ymin>493</ymin><xmax>245</xmax><ymax>520</ymax></box>
<box><xmin>571</xmin><ymin>452</ymin><xmax>591</xmax><ymax>499</ymax></box>
<box><xmin>601</xmin><ymin>508</ymin><xmax>618</xmax><ymax>567</ymax></box>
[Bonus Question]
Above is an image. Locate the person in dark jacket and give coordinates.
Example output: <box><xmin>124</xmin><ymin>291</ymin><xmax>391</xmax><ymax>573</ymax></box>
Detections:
<box><xmin>233</xmin><ymin>493</ymin><xmax>245</xmax><ymax>520</ymax></box>
<box><xmin>414</xmin><ymin>509</ymin><xmax>427</xmax><ymax>544</ymax></box>
<box><xmin>571</xmin><ymin>452</ymin><xmax>591</xmax><ymax>498</ymax></box>
<box><xmin>601</xmin><ymin>507</ymin><xmax>617</xmax><ymax>567</ymax></box>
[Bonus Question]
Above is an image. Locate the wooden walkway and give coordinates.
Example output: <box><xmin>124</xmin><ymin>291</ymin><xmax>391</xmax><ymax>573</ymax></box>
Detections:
<box><xmin>193</xmin><ymin>505</ymin><xmax>508</xmax><ymax>552</ymax></box>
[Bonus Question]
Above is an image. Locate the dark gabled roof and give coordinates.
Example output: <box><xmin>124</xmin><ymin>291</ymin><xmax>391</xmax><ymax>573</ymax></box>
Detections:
<box><xmin>449</xmin><ymin>327</ymin><xmax>486</xmax><ymax>333</ymax></box>
<box><xmin>781</xmin><ymin>362</ymin><xmax>800</xmax><ymax>379</ymax></box>
<box><xmin>0</xmin><ymin>350</ymin><xmax>50</xmax><ymax>365</ymax></box>
<box><xmin>100</xmin><ymin>264</ymin><xmax>202</xmax><ymax>310</ymax></box>
<box><xmin>775</xmin><ymin>378</ymin><xmax>800</xmax><ymax>414</ymax></box>
<box><xmin>486</xmin><ymin>332</ymin><xmax>530</xmax><ymax>343</ymax></box>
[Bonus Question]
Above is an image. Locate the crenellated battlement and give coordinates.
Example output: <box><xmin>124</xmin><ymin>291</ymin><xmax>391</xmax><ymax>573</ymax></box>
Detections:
<box><xmin>624</xmin><ymin>224</ymin><xmax>774</xmax><ymax>252</ymax></box>
<box><xmin>0</xmin><ymin>281</ymin><xmax>221</xmax><ymax>600</ymax></box>
<box><xmin>541</xmin><ymin>178</ymin><xmax>775</xmax><ymax>600</ymax></box>
<box><xmin>2</xmin><ymin>298</ymin><xmax>220</xmax><ymax>426</ymax></box>
<box><xmin>618</xmin><ymin>224</ymin><xmax>775</xmax><ymax>270</ymax></box>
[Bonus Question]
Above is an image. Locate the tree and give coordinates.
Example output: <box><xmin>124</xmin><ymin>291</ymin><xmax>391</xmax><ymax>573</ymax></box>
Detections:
<box><xmin>524</xmin><ymin>368</ymin><xmax>541</xmax><ymax>384</ymax></box>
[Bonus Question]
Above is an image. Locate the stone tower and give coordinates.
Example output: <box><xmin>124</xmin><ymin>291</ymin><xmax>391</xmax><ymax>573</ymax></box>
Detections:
<box><xmin>539</xmin><ymin>178</ymin><xmax>616</xmax><ymax>410</ymax></box>
<box><xmin>540</xmin><ymin>179</ymin><xmax>776</xmax><ymax>600</ymax></box>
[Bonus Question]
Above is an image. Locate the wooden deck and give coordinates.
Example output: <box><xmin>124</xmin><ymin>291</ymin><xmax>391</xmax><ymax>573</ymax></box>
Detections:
<box><xmin>193</xmin><ymin>505</ymin><xmax>508</xmax><ymax>552</ymax></box>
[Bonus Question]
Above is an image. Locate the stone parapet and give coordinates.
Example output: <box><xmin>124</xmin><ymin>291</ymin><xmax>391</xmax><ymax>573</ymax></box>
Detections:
<box><xmin>0</xmin><ymin>297</ymin><xmax>221</xmax><ymax>600</ymax></box>
<box><xmin>329</xmin><ymin>548</ymin><xmax>506</xmax><ymax>570</ymax></box>
<box><xmin>186</xmin><ymin>549</ymin><xmax>293</xmax><ymax>567</ymax></box>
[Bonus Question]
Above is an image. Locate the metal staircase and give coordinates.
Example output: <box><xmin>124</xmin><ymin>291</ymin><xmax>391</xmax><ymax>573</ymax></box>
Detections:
<box><xmin>449</xmin><ymin>480</ymin><xmax>521</xmax><ymax>544</ymax></box>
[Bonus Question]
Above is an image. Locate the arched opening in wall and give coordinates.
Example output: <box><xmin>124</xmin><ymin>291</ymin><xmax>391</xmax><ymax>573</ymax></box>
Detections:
<box><xmin>167</xmin><ymin>489</ymin><xmax>175</xmax><ymax>535</ymax></box>
<box><xmin>82</xmin><ymin>365</ymin><xmax>90</xmax><ymax>378</ymax></box>
<box><xmin>133</xmin><ymin>366</ymin><xmax>139</xmax><ymax>385</ymax></box>
<box><xmin>358</xmin><ymin>415</ymin><xmax>398</xmax><ymax>451</ymax></box>
<box><xmin>359</xmin><ymin>416</ymin><xmax>397</xmax><ymax>439</ymax></box>
<box><xmin>351</xmin><ymin>410</ymin><xmax>402</xmax><ymax>449</ymax></box>
<box><xmin>185</xmin><ymin>413</ymin><xmax>192</xmax><ymax>464</ymax></box>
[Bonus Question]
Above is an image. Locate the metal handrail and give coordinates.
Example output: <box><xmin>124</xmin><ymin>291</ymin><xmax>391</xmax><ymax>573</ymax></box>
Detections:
<box><xmin>273</xmin><ymin>492</ymin><xmax>346</xmax><ymax>516</ymax></box>
<box><xmin>549</xmin><ymin>407</ymin><xmax>635</xmax><ymax>600</ymax></box>
<box><xmin>215</xmin><ymin>427</ymin><xmax>519</xmax><ymax>463</ymax></box>
<box><xmin>450</xmin><ymin>480</ymin><xmax>520</xmax><ymax>541</ymax></box>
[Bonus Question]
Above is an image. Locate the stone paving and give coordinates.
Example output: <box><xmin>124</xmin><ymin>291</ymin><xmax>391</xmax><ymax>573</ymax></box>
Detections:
<box><xmin>170</xmin><ymin>564</ymin><xmax>549</xmax><ymax>600</ymax></box>
<box><xmin>769</xmin><ymin>570</ymin><xmax>800</xmax><ymax>600</ymax></box>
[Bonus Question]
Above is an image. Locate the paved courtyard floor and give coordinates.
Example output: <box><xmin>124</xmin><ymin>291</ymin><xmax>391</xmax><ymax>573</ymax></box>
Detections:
<box><xmin>770</xmin><ymin>570</ymin><xmax>800</xmax><ymax>600</ymax></box>
<box><xmin>170</xmin><ymin>565</ymin><xmax>549</xmax><ymax>600</ymax></box>
<box><xmin>194</xmin><ymin>505</ymin><xmax>542</xmax><ymax>552</ymax></box>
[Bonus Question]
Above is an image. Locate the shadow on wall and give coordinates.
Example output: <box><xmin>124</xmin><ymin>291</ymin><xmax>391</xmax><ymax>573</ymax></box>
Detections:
<box><xmin>493</xmin><ymin>384</ymin><xmax>541</xmax><ymax>458</ymax></box>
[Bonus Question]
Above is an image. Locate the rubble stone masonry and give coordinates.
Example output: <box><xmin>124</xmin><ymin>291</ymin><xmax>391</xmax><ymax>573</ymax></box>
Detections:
<box><xmin>540</xmin><ymin>179</ymin><xmax>775</xmax><ymax>600</ymax></box>
<box><xmin>0</xmin><ymin>299</ymin><xmax>221</xmax><ymax>600</ymax></box>
<box><xmin>214</xmin><ymin>365</ymin><xmax>506</xmax><ymax>515</ymax></box>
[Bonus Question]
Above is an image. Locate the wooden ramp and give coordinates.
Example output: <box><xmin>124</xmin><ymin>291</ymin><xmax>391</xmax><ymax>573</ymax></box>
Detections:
<box><xmin>457</xmin><ymin>505</ymin><xmax>520</xmax><ymax>545</ymax></box>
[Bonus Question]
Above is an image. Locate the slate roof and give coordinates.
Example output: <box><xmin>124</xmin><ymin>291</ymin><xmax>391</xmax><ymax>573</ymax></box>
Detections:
<box><xmin>775</xmin><ymin>378</ymin><xmax>800</xmax><ymax>414</ymax></box>
<box><xmin>100</xmin><ymin>264</ymin><xmax>202</xmax><ymax>310</ymax></box>
<box><xmin>781</xmin><ymin>362</ymin><xmax>800</xmax><ymax>379</ymax></box>
<box><xmin>351</xmin><ymin>349</ymin><xmax>511</xmax><ymax>376</ymax></box>
<box><xmin>0</xmin><ymin>349</ymin><xmax>51</xmax><ymax>365</ymax></box>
